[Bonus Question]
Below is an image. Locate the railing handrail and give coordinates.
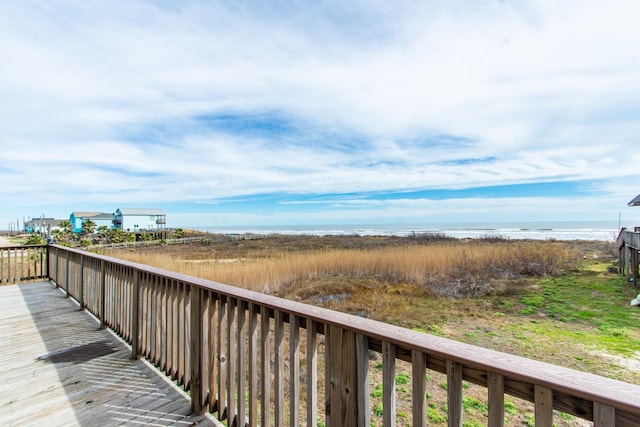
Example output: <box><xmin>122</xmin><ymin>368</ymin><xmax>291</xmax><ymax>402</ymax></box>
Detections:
<box><xmin>45</xmin><ymin>244</ymin><xmax>640</xmax><ymax>425</ymax></box>
<box><xmin>618</xmin><ymin>228</ymin><xmax>640</xmax><ymax>250</ymax></box>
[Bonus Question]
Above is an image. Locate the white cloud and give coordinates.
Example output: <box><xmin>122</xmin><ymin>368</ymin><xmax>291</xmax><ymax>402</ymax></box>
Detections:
<box><xmin>1</xmin><ymin>1</ymin><xmax>640</xmax><ymax>227</ymax></box>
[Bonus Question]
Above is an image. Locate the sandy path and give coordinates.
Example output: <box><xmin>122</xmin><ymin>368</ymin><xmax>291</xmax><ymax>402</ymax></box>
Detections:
<box><xmin>0</xmin><ymin>236</ymin><xmax>12</xmax><ymax>246</ymax></box>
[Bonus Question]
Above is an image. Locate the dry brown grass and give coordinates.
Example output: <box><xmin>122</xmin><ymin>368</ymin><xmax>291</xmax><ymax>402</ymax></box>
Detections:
<box><xmin>99</xmin><ymin>237</ymin><xmax>582</xmax><ymax>297</ymax></box>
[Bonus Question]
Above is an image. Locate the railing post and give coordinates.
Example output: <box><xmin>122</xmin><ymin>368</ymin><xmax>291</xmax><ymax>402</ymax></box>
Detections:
<box><xmin>130</xmin><ymin>269</ymin><xmax>140</xmax><ymax>359</ymax></box>
<box><xmin>190</xmin><ymin>285</ymin><xmax>203</xmax><ymax>414</ymax></box>
<box><xmin>327</xmin><ymin>325</ymin><xmax>358</xmax><ymax>426</ymax></box>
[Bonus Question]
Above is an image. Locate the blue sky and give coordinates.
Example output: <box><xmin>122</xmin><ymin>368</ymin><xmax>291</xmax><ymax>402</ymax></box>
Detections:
<box><xmin>1</xmin><ymin>1</ymin><xmax>640</xmax><ymax>229</ymax></box>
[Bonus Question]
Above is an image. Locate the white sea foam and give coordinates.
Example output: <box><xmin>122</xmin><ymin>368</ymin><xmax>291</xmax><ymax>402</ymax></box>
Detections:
<box><xmin>195</xmin><ymin>220</ymin><xmax>631</xmax><ymax>241</ymax></box>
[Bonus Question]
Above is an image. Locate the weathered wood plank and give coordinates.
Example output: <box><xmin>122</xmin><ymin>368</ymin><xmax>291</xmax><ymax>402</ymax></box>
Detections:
<box><xmin>237</xmin><ymin>298</ymin><xmax>247</xmax><ymax>426</ymax></box>
<box><xmin>260</xmin><ymin>305</ymin><xmax>271</xmax><ymax>427</ymax></box>
<box><xmin>0</xmin><ymin>282</ymin><xmax>215</xmax><ymax>426</ymax></box>
<box><xmin>593</xmin><ymin>401</ymin><xmax>615</xmax><ymax>426</ymax></box>
<box><xmin>535</xmin><ymin>385</ymin><xmax>553</xmax><ymax>427</ymax></box>
<box><xmin>208</xmin><ymin>291</ymin><xmax>219</xmax><ymax>414</ymax></box>
<box><xmin>290</xmin><ymin>314</ymin><xmax>300</xmax><ymax>427</ymax></box>
<box><xmin>227</xmin><ymin>296</ymin><xmax>237</xmax><ymax>426</ymax></box>
<box><xmin>383</xmin><ymin>341</ymin><xmax>396</xmax><ymax>427</ymax></box>
<box><xmin>218</xmin><ymin>292</ymin><xmax>228</xmax><ymax>420</ymax></box>
<box><xmin>306</xmin><ymin>320</ymin><xmax>318</xmax><ymax>427</ymax></box>
<box><xmin>447</xmin><ymin>360</ymin><xmax>463</xmax><ymax>427</ymax></box>
<box><xmin>249</xmin><ymin>302</ymin><xmax>259</xmax><ymax>427</ymax></box>
<box><xmin>488</xmin><ymin>372</ymin><xmax>505</xmax><ymax>427</ymax></box>
<box><xmin>131</xmin><ymin>269</ymin><xmax>139</xmax><ymax>359</ymax></box>
<box><xmin>328</xmin><ymin>325</ymin><xmax>358</xmax><ymax>427</ymax></box>
<box><xmin>274</xmin><ymin>309</ymin><xmax>285</xmax><ymax>427</ymax></box>
<box><xmin>412</xmin><ymin>349</ymin><xmax>427</xmax><ymax>427</ymax></box>
<box><xmin>190</xmin><ymin>285</ymin><xmax>203</xmax><ymax>414</ymax></box>
<box><xmin>356</xmin><ymin>334</ymin><xmax>370</xmax><ymax>427</ymax></box>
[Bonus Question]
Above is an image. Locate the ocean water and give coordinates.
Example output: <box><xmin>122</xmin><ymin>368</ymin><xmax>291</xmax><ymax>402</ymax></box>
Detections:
<box><xmin>197</xmin><ymin>220</ymin><xmax>634</xmax><ymax>241</ymax></box>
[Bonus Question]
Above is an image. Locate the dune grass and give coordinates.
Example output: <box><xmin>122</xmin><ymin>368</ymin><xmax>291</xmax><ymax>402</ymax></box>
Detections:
<box><xmin>100</xmin><ymin>237</ymin><xmax>581</xmax><ymax>297</ymax></box>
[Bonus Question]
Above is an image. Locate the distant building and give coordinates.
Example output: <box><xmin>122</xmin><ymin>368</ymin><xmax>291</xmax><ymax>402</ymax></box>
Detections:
<box><xmin>24</xmin><ymin>217</ymin><xmax>64</xmax><ymax>234</ymax></box>
<box><xmin>113</xmin><ymin>208</ymin><xmax>166</xmax><ymax>232</ymax></box>
<box><xmin>70</xmin><ymin>212</ymin><xmax>114</xmax><ymax>233</ymax></box>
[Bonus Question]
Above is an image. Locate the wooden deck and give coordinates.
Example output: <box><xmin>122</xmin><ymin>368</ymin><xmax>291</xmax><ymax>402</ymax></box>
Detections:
<box><xmin>0</xmin><ymin>281</ymin><xmax>217</xmax><ymax>426</ymax></box>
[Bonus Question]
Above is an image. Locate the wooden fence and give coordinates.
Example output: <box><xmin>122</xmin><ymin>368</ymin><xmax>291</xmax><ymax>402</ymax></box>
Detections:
<box><xmin>42</xmin><ymin>244</ymin><xmax>640</xmax><ymax>426</ymax></box>
<box><xmin>617</xmin><ymin>228</ymin><xmax>640</xmax><ymax>284</ymax></box>
<box><xmin>0</xmin><ymin>245</ymin><xmax>48</xmax><ymax>284</ymax></box>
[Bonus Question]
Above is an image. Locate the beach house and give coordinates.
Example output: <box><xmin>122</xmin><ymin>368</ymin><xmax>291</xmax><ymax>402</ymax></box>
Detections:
<box><xmin>24</xmin><ymin>217</ymin><xmax>64</xmax><ymax>234</ymax></box>
<box><xmin>113</xmin><ymin>208</ymin><xmax>166</xmax><ymax>232</ymax></box>
<box><xmin>70</xmin><ymin>212</ymin><xmax>114</xmax><ymax>233</ymax></box>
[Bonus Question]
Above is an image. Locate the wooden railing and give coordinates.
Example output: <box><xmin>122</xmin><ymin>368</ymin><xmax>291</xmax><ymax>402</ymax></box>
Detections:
<box><xmin>0</xmin><ymin>245</ymin><xmax>48</xmax><ymax>284</ymax></box>
<box><xmin>44</xmin><ymin>245</ymin><xmax>640</xmax><ymax>426</ymax></box>
<box><xmin>617</xmin><ymin>228</ymin><xmax>640</xmax><ymax>283</ymax></box>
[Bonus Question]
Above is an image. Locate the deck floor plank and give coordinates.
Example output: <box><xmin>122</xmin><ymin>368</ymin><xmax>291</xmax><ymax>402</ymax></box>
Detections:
<box><xmin>0</xmin><ymin>282</ymin><xmax>217</xmax><ymax>426</ymax></box>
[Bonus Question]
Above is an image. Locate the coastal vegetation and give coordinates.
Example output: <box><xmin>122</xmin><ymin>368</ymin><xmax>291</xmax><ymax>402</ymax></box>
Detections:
<box><xmin>97</xmin><ymin>234</ymin><xmax>640</xmax><ymax>426</ymax></box>
<box><xmin>99</xmin><ymin>234</ymin><xmax>582</xmax><ymax>296</ymax></box>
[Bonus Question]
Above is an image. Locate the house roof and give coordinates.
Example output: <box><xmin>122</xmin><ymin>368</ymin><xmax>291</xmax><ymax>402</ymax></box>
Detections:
<box><xmin>628</xmin><ymin>194</ymin><xmax>640</xmax><ymax>206</ymax></box>
<box><xmin>72</xmin><ymin>211</ymin><xmax>104</xmax><ymax>218</ymax></box>
<box><xmin>26</xmin><ymin>218</ymin><xmax>64</xmax><ymax>226</ymax></box>
<box><xmin>91</xmin><ymin>213</ymin><xmax>114</xmax><ymax>220</ymax></box>
<box><xmin>116</xmin><ymin>208</ymin><xmax>165</xmax><ymax>216</ymax></box>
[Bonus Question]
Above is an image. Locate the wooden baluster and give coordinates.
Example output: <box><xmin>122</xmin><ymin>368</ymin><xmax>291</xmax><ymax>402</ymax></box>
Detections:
<box><xmin>78</xmin><ymin>255</ymin><xmax>84</xmax><ymax>310</ymax></box>
<box><xmin>130</xmin><ymin>269</ymin><xmax>139</xmax><ymax>359</ymax></box>
<box><xmin>447</xmin><ymin>360</ymin><xmax>463</xmax><ymax>427</ymax></box>
<box><xmin>208</xmin><ymin>293</ymin><xmax>219</xmax><ymax>414</ymax></box>
<box><xmin>290</xmin><ymin>314</ymin><xmax>300</xmax><ymax>427</ymax></box>
<box><xmin>327</xmin><ymin>325</ymin><xmax>358</xmax><ymax>427</ymax></box>
<box><xmin>487</xmin><ymin>372</ymin><xmax>504</xmax><ymax>427</ymax></box>
<box><xmin>260</xmin><ymin>305</ymin><xmax>271</xmax><ymax>427</ymax></box>
<box><xmin>237</xmin><ymin>299</ymin><xmax>247</xmax><ymax>426</ymax></box>
<box><xmin>99</xmin><ymin>259</ymin><xmax>106</xmax><ymax>329</ymax></box>
<box><xmin>248</xmin><ymin>303</ymin><xmax>258</xmax><ymax>426</ymax></box>
<box><xmin>227</xmin><ymin>296</ymin><xmax>237</xmax><ymax>426</ymax></box>
<box><xmin>190</xmin><ymin>285</ymin><xmax>203</xmax><ymax>414</ymax></box>
<box><xmin>178</xmin><ymin>282</ymin><xmax>186</xmax><ymax>386</ymax></box>
<box><xmin>593</xmin><ymin>402</ymin><xmax>615</xmax><ymax>426</ymax></box>
<box><xmin>274</xmin><ymin>310</ymin><xmax>285</xmax><ymax>427</ymax></box>
<box><xmin>306</xmin><ymin>320</ymin><xmax>318</xmax><ymax>427</ymax></box>
<box><xmin>412</xmin><ymin>350</ymin><xmax>427</xmax><ymax>427</ymax></box>
<box><xmin>383</xmin><ymin>341</ymin><xmax>396</xmax><ymax>427</ymax></box>
<box><xmin>218</xmin><ymin>294</ymin><xmax>228</xmax><ymax>420</ymax></box>
<box><xmin>65</xmin><ymin>249</ymin><xmax>70</xmax><ymax>296</ymax></box>
<box><xmin>356</xmin><ymin>334</ymin><xmax>370</xmax><ymax>427</ymax></box>
<box><xmin>534</xmin><ymin>385</ymin><xmax>553</xmax><ymax>427</ymax></box>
